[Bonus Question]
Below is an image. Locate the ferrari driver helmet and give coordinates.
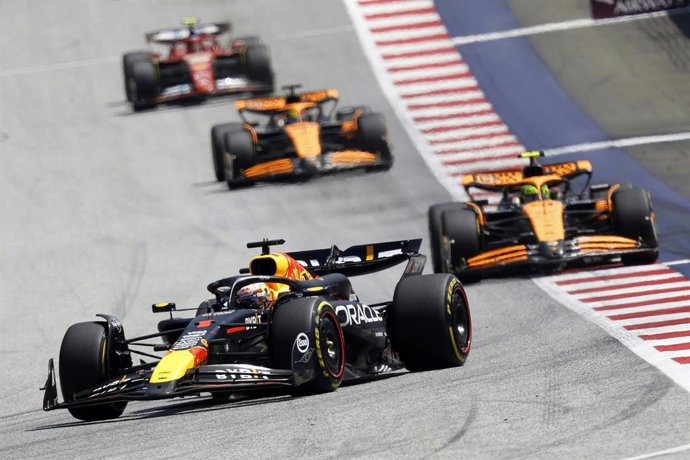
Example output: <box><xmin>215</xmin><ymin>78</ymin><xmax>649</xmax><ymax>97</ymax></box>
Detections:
<box><xmin>236</xmin><ymin>282</ymin><xmax>272</xmax><ymax>309</ymax></box>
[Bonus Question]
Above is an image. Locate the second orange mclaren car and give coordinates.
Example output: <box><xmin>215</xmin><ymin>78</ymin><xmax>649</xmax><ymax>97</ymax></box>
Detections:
<box><xmin>210</xmin><ymin>85</ymin><xmax>393</xmax><ymax>188</ymax></box>
<box><xmin>429</xmin><ymin>151</ymin><xmax>659</xmax><ymax>281</ymax></box>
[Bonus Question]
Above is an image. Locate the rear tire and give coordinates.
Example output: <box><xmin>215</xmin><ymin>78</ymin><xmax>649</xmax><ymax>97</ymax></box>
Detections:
<box><xmin>442</xmin><ymin>208</ymin><xmax>482</xmax><ymax>282</ymax></box>
<box><xmin>357</xmin><ymin>112</ymin><xmax>392</xmax><ymax>170</ymax></box>
<box><xmin>388</xmin><ymin>274</ymin><xmax>471</xmax><ymax>371</ymax></box>
<box><xmin>244</xmin><ymin>44</ymin><xmax>274</xmax><ymax>94</ymax></box>
<box><xmin>335</xmin><ymin>105</ymin><xmax>370</xmax><ymax>121</ymax></box>
<box><xmin>590</xmin><ymin>182</ymin><xmax>632</xmax><ymax>201</ymax></box>
<box><xmin>428</xmin><ymin>202</ymin><xmax>463</xmax><ymax>273</ymax></box>
<box><xmin>233</xmin><ymin>36</ymin><xmax>262</xmax><ymax>47</ymax></box>
<box><xmin>59</xmin><ymin>322</ymin><xmax>127</xmax><ymax>421</ymax></box>
<box><xmin>270</xmin><ymin>297</ymin><xmax>345</xmax><ymax>394</ymax></box>
<box><xmin>224</xmin><ymin>129</ymin><xmax>256</xmax><ymax>189</ymax></box>
<box><xmin>211</xmin><ymin>123</ymin><xmax>242</xmax><ymax>182</ymax></box>
<box><xmin>612</xmin><ymin>187</ymin><xmax>658</xmax><ymax>265</ymax></box>
<box><xmin>122</xmin><ymin>51</ymin><xmax>150</xmax><ymax>102</ymax></box>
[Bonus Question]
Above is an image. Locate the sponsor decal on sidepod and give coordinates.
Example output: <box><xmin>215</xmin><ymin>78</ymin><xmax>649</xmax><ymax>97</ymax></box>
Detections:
<box><xmin>296</xmin><ymin>333</ymin><xmax>310</xmax><ymax>353</ymax></box>
<box><xmin>335</xmin><ymin>304</ymin><xmax>383</xmax><ymax>327</ymax></box>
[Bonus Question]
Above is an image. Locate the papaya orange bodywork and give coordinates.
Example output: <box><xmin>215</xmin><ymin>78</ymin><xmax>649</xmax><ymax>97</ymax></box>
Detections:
<box><xmin>284</xmin><ymin>122</ymin><xmax>322</xmax><ymax>158</ymax></box>
<box><xmin>577</xmin><ymin>235</ymin><xmax>639</xmax><ymax>252</ymax></box>
<box><xmin>330</xmin><ymin>150</ymin><xmax>377</xmax><ymax>165</ymax></box>
<box><xmin>467</xmin><ymin>245</ymin><xmax>528</xmax><ymax>268</ymax></box>
<box><xmin>522</xmin><ymin>200</ymin><xmax>565</xmax><ymax>242</ymax></box>
<box><xmin>243</xmin><ymin>159</ymin><xmax>294</xmax><ymax>178</ymax></box>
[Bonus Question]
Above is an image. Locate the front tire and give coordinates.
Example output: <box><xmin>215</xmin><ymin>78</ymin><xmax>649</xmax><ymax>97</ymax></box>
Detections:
<box><xmin>388</xmin><ymin>274</ymin><xmax>471</xmax><ymax>371</ymax></box>
<box><xmin>428</xmin><ymin>202</ymin><xmax>463</xmax><ymax>273</ymax></box>
<box><xmin>224</xmin><ymin>129</ymin><xmax>256</xmax><ymax>189</ymax></box>
<box><xmin>442</xmin><ymin>208</ymin><xmax>483</xmax><ymax>282</ymax></box>
<box><xmin>122</xmin><ymin>51</ymin><xmax>150</xmax><ymax>102</ymax></box>
<box><xmin>59</xmin><ymin>322</ymin><xmax>127</xmax><ymax>421</ymax></box>
<box><xmin>211</xmin><ymin>123</ymin><xmax>242</xmax><ymax>182</ymax></box>
<box><xmin>130</xmin><ymin>60</ymin><xmax>159</xmax><ymax>110</ymax></box>
<box><xmin>270</xmin><ymin>297</ymin><xmax>345</xmax><ymax>394</ymax></box>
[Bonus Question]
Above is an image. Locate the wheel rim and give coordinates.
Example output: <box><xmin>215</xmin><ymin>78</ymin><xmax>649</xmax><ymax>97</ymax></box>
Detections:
<box><xmin>450</xmin><ymin>287</ymin><xmax>471</xmax><ymax>353</ymax></box>
<box><xmin>318</xmin><ymin>312</ymin><xmax>344</xmax><ymax>378</ymax></box>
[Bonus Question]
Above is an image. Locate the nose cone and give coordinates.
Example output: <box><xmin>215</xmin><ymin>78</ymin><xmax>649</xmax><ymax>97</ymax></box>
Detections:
<box><xmin>538</xmin><ymin>240</ymin><xmax>565</xmax><ymax>259</ymax></box>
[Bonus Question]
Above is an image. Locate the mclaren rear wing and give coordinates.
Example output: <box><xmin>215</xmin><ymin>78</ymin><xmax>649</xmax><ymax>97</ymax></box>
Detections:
<box><xmin>235</xmin><ymin>89</ymin><xmax>339</xmax><ymax>113</ymax></box>
<box><xmin>287</xmin><ymin>239</ymin><xmax>426</xmax><ymax>277</ymax></box>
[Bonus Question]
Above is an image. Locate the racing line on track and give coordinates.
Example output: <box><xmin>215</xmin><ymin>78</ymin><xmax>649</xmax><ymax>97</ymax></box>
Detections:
<box><xmin>344</xmin><ymin>0</ymin><xmax>690</xmax><ymax>391</ymax></box>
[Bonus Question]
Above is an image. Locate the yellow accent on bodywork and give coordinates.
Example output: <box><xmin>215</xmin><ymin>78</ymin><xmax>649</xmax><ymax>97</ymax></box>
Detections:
<box><xmin>150</xmin><ymin>350</ymin><xmax>196</xmax><ymax>383</ymax></box>
<box><xmin>366</xmin><ymin>245</ymin><xmax>374</xmax><ymax>261</ymax></box>
<box><xmin>445</xmin><ymin>278</ymin><xmax>466</xmax><ymax>363</ymax></box>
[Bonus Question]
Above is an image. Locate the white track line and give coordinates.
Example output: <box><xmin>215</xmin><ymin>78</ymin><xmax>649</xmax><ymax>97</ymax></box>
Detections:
<box><xmin>0</xmin><ymin>56</ymin><xmax>119</xmax><ymax>78</ymax></box>
<box><xmin>665</xmin><ymin>259</ymin><xmax>690</xmax><ymax>266</ymax></box>
<box><xmin>620</xmin><ymin>442</ymin><xmax>690</xmax><ymax>460</ymax></box>
<box><xmin>452</xmin><ymin>7</ymin><xmax>690</xmax><ymax>45</ymax></box>
<box><xmin>545</xmin><ymin>132</ymin><xmax>690</xmax><ymax>156</ymax></box>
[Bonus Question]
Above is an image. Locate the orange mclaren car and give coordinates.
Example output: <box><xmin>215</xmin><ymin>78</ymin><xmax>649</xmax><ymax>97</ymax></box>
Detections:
<box><xmin>429</xmin><ymin>151</ymin><xmax>659</xmax><ymax>281</ymax></box>
<box><xmin>210</xmin><ymin>85</ymin><xmax>393</xmax><ymax>188</ymax></box>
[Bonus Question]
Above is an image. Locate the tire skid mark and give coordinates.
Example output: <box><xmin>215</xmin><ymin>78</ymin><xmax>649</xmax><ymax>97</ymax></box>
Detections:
<box><xmin>112</xmin><ymin>241</ymin><xmax>147</xmax><ymax>321</ymax></box>
<box><xmin>425</xmin><ymin>402</ymin><xmax>478</xmax><ymax>457</ymax></box>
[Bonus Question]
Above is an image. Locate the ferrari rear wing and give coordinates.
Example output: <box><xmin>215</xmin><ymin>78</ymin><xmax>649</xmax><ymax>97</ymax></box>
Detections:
<box><xmin>146</xmin><ymin>22</ymin><xmax>231</xmax><ymax>43</ymax></box>
<box><xmin>287</xmin><ymin>239</ymin><xmax>426</xmax><ymax>277</ymax></box>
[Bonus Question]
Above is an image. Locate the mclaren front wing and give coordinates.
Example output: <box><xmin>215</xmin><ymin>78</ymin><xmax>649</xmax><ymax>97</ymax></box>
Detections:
<box><xmin>450</xmin><ymin>234</ymin><xmax>657</xmax><ymax>276</ymax></box>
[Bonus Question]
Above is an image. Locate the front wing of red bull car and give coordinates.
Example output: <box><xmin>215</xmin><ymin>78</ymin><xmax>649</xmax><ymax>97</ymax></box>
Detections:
<box><xmin>42</xmin><ymin>239</ymin><xmax>472</xmax><ymax>421</ymax></box>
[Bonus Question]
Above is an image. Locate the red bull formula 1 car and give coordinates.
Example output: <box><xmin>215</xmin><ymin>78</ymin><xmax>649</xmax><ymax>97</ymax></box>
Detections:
<box><xmin>42</xmin><ymin>239</ymin><xmax>471</xmax><ymax>421</ymax></box>
<box><xmin>122</xmin><ymin>18</ymin><xmax>273</xmax><ymax>110</ymax></box>
<box><xmin>210</xmin><ymin>85</ymin><xmax>393</xmax><ymax>188</ymax></box>
<box><xmin>429</xmin><ymin>151</ymin><xmax>659</xmax><ymax>282</ymax></box>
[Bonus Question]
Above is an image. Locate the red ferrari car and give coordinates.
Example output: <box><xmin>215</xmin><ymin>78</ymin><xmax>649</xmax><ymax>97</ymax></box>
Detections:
<box><xmin>122</xmin><ymin>18</ymin><xmax>274</xmax><ymax>110</ymax></box>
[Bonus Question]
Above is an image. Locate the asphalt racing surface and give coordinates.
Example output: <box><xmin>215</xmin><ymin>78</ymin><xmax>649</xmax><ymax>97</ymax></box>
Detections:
<box><xmin>1</xmin><ymin>1</ymin><xmax>689</xmax><ymax>458</ymax></box>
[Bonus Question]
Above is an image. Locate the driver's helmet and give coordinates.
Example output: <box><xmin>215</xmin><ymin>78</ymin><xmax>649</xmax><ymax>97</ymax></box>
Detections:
<box><xmin>286</xmin><ymin>108</ymin><xmax>300</xmax><ymax>124</ymax></box>
<box><xmin>520</xmin><ymin>184</ymin><xmax>549</xmax><ymax>203</ymax></box>
<box><xmin>236</xmin><ymin>282</ymin><xmax>272</xmax><ymax>309</ymax></box>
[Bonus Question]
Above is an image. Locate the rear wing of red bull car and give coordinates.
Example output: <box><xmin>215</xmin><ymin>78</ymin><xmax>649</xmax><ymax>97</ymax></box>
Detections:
<box><xmin>287</xmin><ymin>238</ymin><xmax>426</xmax><ymax>278</ymax></box>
